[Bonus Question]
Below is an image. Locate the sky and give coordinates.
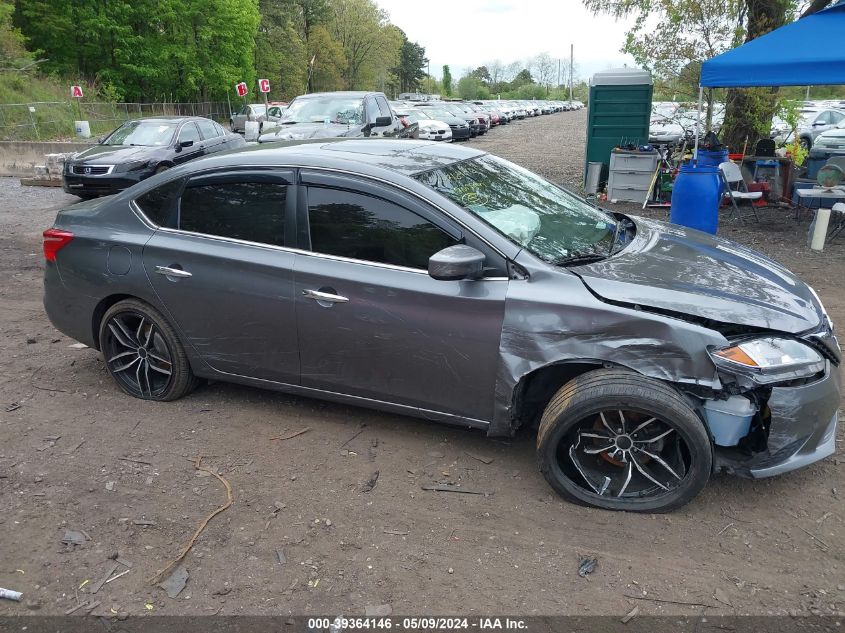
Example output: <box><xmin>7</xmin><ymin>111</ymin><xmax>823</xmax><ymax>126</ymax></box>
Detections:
<box><xmin>376</xmin><ymin>0</ymin><xmax>638</xmax><ymax>82</ymax></box>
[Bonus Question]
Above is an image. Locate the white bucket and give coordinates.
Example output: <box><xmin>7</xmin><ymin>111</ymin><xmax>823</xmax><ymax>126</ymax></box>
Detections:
<box><xmin>74</xmin><ymin>120</ymin><xmax>91</xmax><ymax>138</ymax></box>
<box><xmin>244</xmin><ymin>120</ymin><xmax>260</xmax><ymax>141</ymax></box>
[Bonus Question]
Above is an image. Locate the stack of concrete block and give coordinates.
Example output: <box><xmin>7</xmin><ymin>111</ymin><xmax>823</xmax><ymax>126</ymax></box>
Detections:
<box><xmin>22</xmin><ymin>152</ymin><xmax>74</xmax><ymax>187</ymax></box>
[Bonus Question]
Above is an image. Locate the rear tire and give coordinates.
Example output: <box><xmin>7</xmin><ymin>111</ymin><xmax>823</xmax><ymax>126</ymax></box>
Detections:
<box><xmin>536</xmin><ymin>368</ymin><xmax>712</xmax><ymax>513</ymax></box>
<box><xmin>99</xmin><ymin>299</ymin><xmax>199</xmax><ymax>401</ymax></box>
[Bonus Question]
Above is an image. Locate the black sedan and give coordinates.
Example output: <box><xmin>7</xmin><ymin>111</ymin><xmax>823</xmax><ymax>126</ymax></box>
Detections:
<box><xmin>63</xmin><ymin>116</ymin><xmax>246</xmax><ymax>199</ymax></box>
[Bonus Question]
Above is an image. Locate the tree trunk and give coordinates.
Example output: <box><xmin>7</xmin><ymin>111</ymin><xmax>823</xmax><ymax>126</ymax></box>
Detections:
<box><xmin>720</xmin><ymin>0</ymin><xmax>790</xmax><ymax>152</ymax></box>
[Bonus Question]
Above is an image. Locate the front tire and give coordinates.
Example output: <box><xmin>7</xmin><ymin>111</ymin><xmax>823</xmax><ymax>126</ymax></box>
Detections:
<box><xmin>536</xmin><ymin>368</ymin><xmax>712</xmax><ymax>513</ymax></box>
<box><xmin>99</xmin><ymin>299</ymin><xmax>199</xmax><ymax>401</ymax></box>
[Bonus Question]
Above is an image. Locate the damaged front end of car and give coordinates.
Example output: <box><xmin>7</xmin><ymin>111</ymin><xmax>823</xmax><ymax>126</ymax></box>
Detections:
<box><xmin>704</xmin><ymin>323</ymin><xmax>840</xmax><ymax>478</ymax></box>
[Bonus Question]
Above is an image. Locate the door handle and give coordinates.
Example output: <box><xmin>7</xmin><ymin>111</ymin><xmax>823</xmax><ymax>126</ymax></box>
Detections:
<box><xmin>155</xmin><ymin>265</ymin><xmax>192</xmax><ymax>278</ymax></box>
<box><xmin>302</xmin><ymin>289</ymin><xmax>348</xmax><ymax>303</ymax></box>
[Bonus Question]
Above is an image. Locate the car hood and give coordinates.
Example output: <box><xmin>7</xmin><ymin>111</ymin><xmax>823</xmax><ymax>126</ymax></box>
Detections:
<box><xmin>72</xmin><ymin>144</ymin><xmax>162</xmax><ymax>164</ymax></box>
<box><xmin>818</xmin><ymin>127</ymin><xmax>845</xmax><ymax>140</ymax></box>
<box><xmin>258</xmin><ymin>122</ymin><xmax>362</xmax><ymax>142</ymax></box>
<box><xmin>571</xmin><ymin>216</ymin><xmax>822</xmax><ymax>334</ymax></box>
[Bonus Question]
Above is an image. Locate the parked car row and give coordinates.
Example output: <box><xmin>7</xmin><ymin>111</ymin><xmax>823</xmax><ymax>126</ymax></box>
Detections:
<box><xmin>62</xmin><ymin>92</ymin><xmax>584</xmax><ymax>199</ymax></box>
<box><xmin>771</xmin><ymin>105</ymin><xmax>845</xmax><ymax>150</ymax></box>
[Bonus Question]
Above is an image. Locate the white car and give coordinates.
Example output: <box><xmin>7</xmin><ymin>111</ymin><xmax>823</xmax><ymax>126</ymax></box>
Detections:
<box><xmin>812</xmin><ymin>118</ymin><xmax>845</xmax><ymax>152</ymax></box>
<box><xmin>395</xmin><ymin>108</ymin><xmax>452</xmax><ymax>142</ymax></box>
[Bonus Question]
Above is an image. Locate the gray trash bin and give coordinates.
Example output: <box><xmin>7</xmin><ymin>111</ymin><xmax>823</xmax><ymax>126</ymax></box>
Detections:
<box><xmin>585</xmin><ymin>162</ymin><xmax>603</xmax><ymax>195</ymax></box>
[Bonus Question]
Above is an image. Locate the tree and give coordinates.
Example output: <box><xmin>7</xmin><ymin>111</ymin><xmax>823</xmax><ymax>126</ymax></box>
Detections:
<box><xmin>457</xmin><ymin>75</ymin><xmax>489</xmax><ymax>100</ymax></box>
<box><xmin>469</xmin><ymin>65</ymin><xmax>491</xmax><ymax>84</ymax></box>
<box><xmin>720</xmin><ymin>0</ymin><xmax>791</xmax><ymax>150</ymax></box>
<box><xmin>0</xmin><ymin>0</ymin><xmax>27</xmax><ymax>66</ymax></box>
<box><xmin>583</xmin><ymin>0</ymin><xmax>835</xmax><ymax>149</ymax></box>
<box><xmin>509</xmin><ymin>68</ymin><xmax>534</xmax><ymax>89</ymax></box>
<box><xmin>395</xmin><ymin>36</ymin><xmax>427</xmax><ymax>92</ymax></box>
<box><xmin>329</xmin><ymin>0</ymin><xmax>399</xmax><ymax>89</ymax></box>
<box><xmin>442</xmin><ymin>64</ymin><xmax>452</xmax><ymax>96</ymax></box>
<box><xmin>255</xmin><ymin>0</ymin><xmax>308</xmax><ymax>100</ymax></box>
<box><xmin>14</xmin><ymin>0</ymin><xmax>260</xmax><ymax>101</ymax></box>
<box><xmin>531</xmin><ymin>52</ymin><xmax>556</xmax><ymax>88</ymax></box>
<box><xmin>486</xmin><ymin>59</ymin><xmax>505</xmax><ymax>93</ymax></box>
<box><xmin>307</xmin><ymin>24</ymin><xmax>346</xmax><ymax>93</ymax></box>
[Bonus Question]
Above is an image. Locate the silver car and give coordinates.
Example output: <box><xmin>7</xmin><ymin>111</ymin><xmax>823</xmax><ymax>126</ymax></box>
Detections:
<box><xmin>229</xmin><ymin>103</ymin><xmax>268</xmax><ymax>134</ymax></box>
<box><xmin>43</xmin><ymin>140</ymin><xmax>839</xmax><ymax>513</ymax></box>
<box><xmin>772</xmin><ymin>107</ymin><xmax>845</xmax><ymax>149</ymax></box>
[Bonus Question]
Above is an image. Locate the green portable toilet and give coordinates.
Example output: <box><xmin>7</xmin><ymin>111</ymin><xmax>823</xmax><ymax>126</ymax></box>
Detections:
<box><xmin>584</xmin><ymin>68</ymin><xmax>653</xmax><ymax>187</ymax></box>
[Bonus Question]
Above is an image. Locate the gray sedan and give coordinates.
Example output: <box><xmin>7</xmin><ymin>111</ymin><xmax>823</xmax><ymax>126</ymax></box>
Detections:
<box><xmin>42</xmin><ymin>140</ymin><xmax>839</xmax><ymax>512</ymax></box>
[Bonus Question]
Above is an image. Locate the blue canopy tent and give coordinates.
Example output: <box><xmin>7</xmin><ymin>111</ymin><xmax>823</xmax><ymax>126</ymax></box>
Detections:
<box><xmin>692</xmin><ymin>0</ymin><xmax>845</xmax><ymax>157</ymax></box>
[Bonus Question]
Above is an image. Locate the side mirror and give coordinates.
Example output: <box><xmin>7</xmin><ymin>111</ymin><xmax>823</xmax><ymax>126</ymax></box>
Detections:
<box><xmin>428</xmin><ymin>245</ymin><xmax>485</xmax><ymax>281</ymax></box>
<box><xmin>374</xmin><ymin>115</ymin><xmax>393</xmax><ymax>127</ymax></box>
<box><xmin>180</xmin><ymin>140</ymin><xmax>194</xmax><ymax>148</ymax></box>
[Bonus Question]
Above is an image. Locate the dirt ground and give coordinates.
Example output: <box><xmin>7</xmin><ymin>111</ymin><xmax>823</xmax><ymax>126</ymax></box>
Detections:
<box><xmin>1</xmin><ymin>110</ymin><xmax>844</xmax><ymax>619</ymax></box>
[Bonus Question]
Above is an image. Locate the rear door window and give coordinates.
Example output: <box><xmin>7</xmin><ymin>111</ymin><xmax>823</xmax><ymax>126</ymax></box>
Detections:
<box><xmin>197</xmin><ymin>120</ymin><xmax>219</xmax><ymax>139</ymax></box>
<box><xmin>179</xmin><ymin>179</ymin><xmax>288</xmax><ymax>247</ymax></box>
<box><xmin>135</xmin><ymin>178</ymin><xmax>183</xmax><ymax>228</ymax></box>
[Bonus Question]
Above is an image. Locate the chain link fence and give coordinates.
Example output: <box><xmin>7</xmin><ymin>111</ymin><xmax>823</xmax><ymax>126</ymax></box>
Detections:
<box><xmin>0</xmin><ymin>101</ymin><xmax>233</xmax><ymax>142</ymax></box>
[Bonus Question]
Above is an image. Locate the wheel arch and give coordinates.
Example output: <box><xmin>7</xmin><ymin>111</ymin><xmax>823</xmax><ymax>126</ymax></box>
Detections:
<box><xmin>510</xmin><ymin>360</ymin><xmax>608</xmax><ymax>431</ymax></box>
<box><xmin>91</xmin><ymin>293</ymin><xmax>140</xmax><ymax>351</ymax></box>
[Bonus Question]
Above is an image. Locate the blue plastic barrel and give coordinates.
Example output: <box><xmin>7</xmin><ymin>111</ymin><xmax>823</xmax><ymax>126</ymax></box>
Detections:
<box><xmin>696</xmin><ymin>148</ymin><xmax>729</xmax><ymax>167</ymax></box>
<box><xmin>669</xmin><ymin>163</ymin><xmax>721</xmax><ymax>234</ymax></box>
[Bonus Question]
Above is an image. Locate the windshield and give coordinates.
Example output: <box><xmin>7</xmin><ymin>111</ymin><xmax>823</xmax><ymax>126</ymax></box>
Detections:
<box><xmin>426</xmin><ymin>108</ymin><xmax>455</xmax><ymax>120</ymax></box>
<box><xmin>280</xmin><ymin>96</ymin><xmax>364</xmax><ymax>125</ymax></box>
<box><xmin>104</xmin><ymin>120</ymin><xmax>177</xmax><ymax>146</ymax></box>
<box><xmin>414</xmin><ymin>155</ymin><xmax>618</xmax><ymax>263</ymax></box>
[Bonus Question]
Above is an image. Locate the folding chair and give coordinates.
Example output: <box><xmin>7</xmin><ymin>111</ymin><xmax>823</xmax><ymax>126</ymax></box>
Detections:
<box><xmin>719</xmin><ymin>161</ymin><xmax>762</xmax><ymax>223</ymax></box>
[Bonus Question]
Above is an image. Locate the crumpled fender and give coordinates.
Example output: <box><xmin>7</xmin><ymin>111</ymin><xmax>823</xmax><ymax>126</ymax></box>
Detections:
<box><xmin>489</xmin><ymin>254</ymin><xmax>729</xmax><ymax>437</ymax></box>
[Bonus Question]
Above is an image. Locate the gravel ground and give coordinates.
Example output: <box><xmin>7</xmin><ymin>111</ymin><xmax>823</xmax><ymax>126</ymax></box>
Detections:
<box><xmin>0</xmin><ymin>111</ymin><xmax>843</xmax><ymax>619</ymax></box>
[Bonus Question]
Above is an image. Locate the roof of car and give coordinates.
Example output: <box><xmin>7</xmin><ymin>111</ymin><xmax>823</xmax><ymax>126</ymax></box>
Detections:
<box><xmin>130</xmin><ymin>116</ymin><xmax>207</xmax><ymax>124</ymax></box>
<box><xmin>202</xmin><ymin>139</ymin><xmax>485</xmax><ymax>177</ymax></box>
<box><xmin>293</xmin><ymin>91</ymin><xmax>382</xmax><ymax>99</ymax></box>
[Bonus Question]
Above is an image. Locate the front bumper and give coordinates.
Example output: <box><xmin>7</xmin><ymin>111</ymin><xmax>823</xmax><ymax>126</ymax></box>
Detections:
<box><xmin>450</xmin><ymin>126</ymin><xmax>471</xmax><ymax>140</ymax></box>
<box><xmin>63</xmin><ymin>170</ymin><xmax>148</xmax><ymax>197</ymax></box>
<box><xmin>714</xmin><ymin>361</ymin><xmax>841</xmax><ymax>478</ymax></box>
<box><xmin>419</xmin><ymin>130</ymin><xmax>452</xmax><ymax>142</ymax></box>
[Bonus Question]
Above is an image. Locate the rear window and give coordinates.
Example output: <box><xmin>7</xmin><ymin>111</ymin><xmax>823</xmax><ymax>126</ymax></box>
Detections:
<box><xmin>135</xmin><ymin>178</ymin><xmax>182</xmax><ymax>227</ymax></box>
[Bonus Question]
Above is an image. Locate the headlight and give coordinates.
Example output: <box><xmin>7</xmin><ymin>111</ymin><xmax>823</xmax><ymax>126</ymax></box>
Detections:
<box><xmin>710</xmin><ymin>337</ymin><xmax>824</xmax><ymax>384</ymax></box>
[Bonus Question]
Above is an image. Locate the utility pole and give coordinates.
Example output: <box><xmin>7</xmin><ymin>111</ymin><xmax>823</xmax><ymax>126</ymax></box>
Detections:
<box><xmin>569</xmin><ymin>43</ymin><xmax>574</xmax><ymax>102</ymax></box>
<box><xmin>557</xmin><ymin>59</ymin><xmax>561</xmax><ymax>91</ymax></box>
<box><xmin>806</xmin><ymin>85</ymin><xmax>811</xmax><ymax>100</ymax></box>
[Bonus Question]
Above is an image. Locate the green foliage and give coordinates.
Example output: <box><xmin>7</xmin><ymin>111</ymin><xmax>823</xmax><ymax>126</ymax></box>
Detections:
<box><xmin>441</xmin><ymin>65</ymin><xmax>452</xmax><ymax>96</ymax></box>
<box><xmin>0</xmin><ymin>0</ymin><xmax>27</xmax><ymax>65</ymax></box>
<box><xmin>457</xmin><ymin>75</ymin><xmax>489</xmax><ymax>100</ymax></box>
<box><xmin>329</xmin><ymin>0</ymin><xmax>401</xmax><ymax>90</ymax></box>
<box><xmin>308</xmin><ymin>24</ymin><xmax>346</xmax><ymax>93</ymax></box>
<box><xmin>11</xmin><ymin>0</ymin><xmax>413</xmax><ymax>102</ymax></box>
<box><xmin>777</xmin><ymin>98</ymin><xmax>808</xmax><ymax>166</ymax></box>
<box><xmin>14</xmin><ymin>0</ymin><xmax>261</xmax><ymax>101</ymax></box>
<box><xmin>395</xmin><ymin>37</ymin><xmax>427</xmax><ymax>93</ymax></box>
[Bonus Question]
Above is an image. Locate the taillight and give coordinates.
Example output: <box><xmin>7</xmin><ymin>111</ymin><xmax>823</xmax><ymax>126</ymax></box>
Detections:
<box><xmin>43</xmin><ymin>228</ymin><xmax>74</xmax><ymax>262</ymax></box>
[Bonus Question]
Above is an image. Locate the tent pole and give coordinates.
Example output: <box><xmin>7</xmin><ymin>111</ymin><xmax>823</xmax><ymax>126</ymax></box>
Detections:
<box><xmin>693</xmin><ymin>86</ymin><xmax>703</xmax><ymax>165</ymax></box>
